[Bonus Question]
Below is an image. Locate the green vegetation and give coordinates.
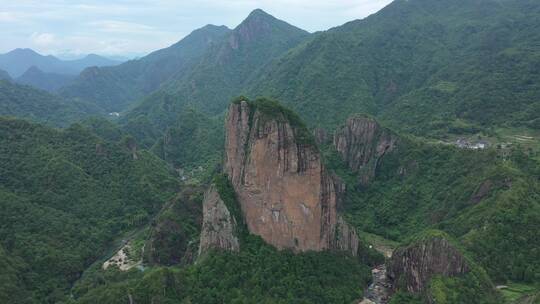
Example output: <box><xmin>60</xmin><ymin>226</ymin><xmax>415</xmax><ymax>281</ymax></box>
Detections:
<box><xmin>0</xmin><ymin>117</ymin><xmax>178</xmax><ymax>303</ymax></box>
<box><xmin>213</xmin><ymin>174</ymin><xmax>249</xmax><ymax>237</ymax></box>
<box><xmin>72</xmin><ymin>241</ymin><xmax>371</xmax><ymax>304</ymax></box>
<box><xmin>150</xmin><ymin>107</ymin><xmax>224</xmax><ymax>171</ymax></box>
<box><xmin>0</xmin><ymin>80</ymin><xmax>102</xmax><ymax>127</ymax></box>
<box><xmin>2</xmin><ymin>2</ymin><xmax>540</xmax><ymax>303</ymax></box>
<box><xmin>389</xmin><ymin>292</ymin><xmax>424</xmax><ymax>304</ymax></box>
<box><xmin>500</xmin><ymin>283</ymin><xmax>540</xmax><ymax>303</ymax></box>
<box><xmin>60</xmin><ymin>25</ymin><xmax>231</xmax><ymax>112</ymax></box>
<box><xmin>119</xmin><ymin>9</ymin><xmax>310</xmax><ymax>143</ymax></box>
<box><xmin>241</xmin><ymin>97</ymin><xmax>316</xmax><ymax>147</ymax></box>
<box><xmin>428</xmin><ymin>273</ymin><xmax>499</xmax><ymax>304</ymax></box>
<box><xmin>16</xmin><ymin>66</ymin><xmax>75</xmax><ymax>92</ymax></box>
<box><xmin>144</xmin><ymin>186</ymin><xmax>203</xmax><ymax>266</ymax></box>
<box><xmin>323</xmin><ymin>120</ymin><xmax>540</xmax><ymax>284</ymax></box>
<box><xmin>248</xmin><ymin>0</ymin><xmax>540</xmax><ymax>138</ymax></box>
<box><xmin>396</xmin><ymin>231</ymin><xmax>500</xmax><ymax>304</ymax></box>
<box><xmin>0</xmin><ymin>69</ymin><xmax>11</xmax><ymax>81</ymax></box>
<box><xmin>69</xmin><ymin>174</ymin><xmax>373</xmax><ymax>304</ymax></box>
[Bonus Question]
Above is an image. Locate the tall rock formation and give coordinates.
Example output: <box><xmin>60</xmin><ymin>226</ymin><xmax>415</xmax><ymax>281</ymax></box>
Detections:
<box><xmin>334</xmin><ymin>115</ymin><xmax>397</xmax><ymax>185</ymax></box>
<box><xmin>224</xmin><ymin>99</ymin><xmax>358</xmax><ymax>254</ymax></box>
<box><xmin>198</xmin><ymin>185</ymin><xmax>240</xmax><ymax>256</ymax></box>
<box><xmin>387</xmin><ymin>232</ymin><xmax>470</xmax><ymax>294</ymax></box>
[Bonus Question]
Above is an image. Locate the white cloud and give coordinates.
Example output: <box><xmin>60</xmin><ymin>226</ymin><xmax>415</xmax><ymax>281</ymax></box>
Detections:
<box><xmin>0</xmin><ymin>11</ymin><xmax>22</xmax><ymax>22</ymax></box>
<box><xmin>88</xmin><ymin>20</ymin><xmax>155</xmax><ymax>34</ymax></box>
<box><xmin>0</xmin><ymin>0</ymin><xmax>393</xmax><ymax>56</ymax></box>
<box><xmin>30</xmin><ymin>32</ymin><xmax>56</xmax><ymax>46</ymax></box>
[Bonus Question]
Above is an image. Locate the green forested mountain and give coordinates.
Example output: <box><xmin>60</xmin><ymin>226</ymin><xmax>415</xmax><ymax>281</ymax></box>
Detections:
<box><xmin>249</xmin><ymin>0</ymin><xmax>540</xmax><ymax>135</ymax></box>
<box><xmin>0</xmin><ymin>80</ymin><xmax>102</xmax><ymax>127</ymax></box>
<box><xmin>16</xmin><ymin>66</ymin><xmax>75</xmax><ymax>92</ymax></box>
<box><xmin>155</xmin><ymin>9</ymin><xmax>310</xmax><ymax>114</ymax></box>
<box><xmin>124</xmin><ymin>9</ymin><xmax>309</xmax><ymax>126</ymax></box>
<box><xmin>1</xmin><ymin>1</ymin><xmax>540</xmax><ymax>303</ymax></box>
<box><xmin>0</xmin><ymin>117</ymin><xmax>179</xmax><ymax>303</ymax></box>
<box><xmin>323</xmin><ymin>124</ymin><xmax>540</xmax><ymax>284</ymax></box>
<box><xmin>67</xmin><ymin>175</ymin><xmax>375</xmax><ymax>304</ymax></box>
<box><xmin>60</xmin><ymin>25</ymin><xmax>231</xmax><ymax>112</ymax></box>
<box><xmin>119</xmin><ymin>9</ymin><xmax>310</xmax><ymax>170</ymax></box>
<box><xmin>0</xmin><ymin>69</ymin><xmax>10</xmax><ymax>81</ymax></box>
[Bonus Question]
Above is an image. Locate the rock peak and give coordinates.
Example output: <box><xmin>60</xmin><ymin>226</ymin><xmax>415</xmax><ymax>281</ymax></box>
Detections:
<box><xmin>224</xmin><ymin>98</ymin><xmax>359</xmax><ymax>255</ymax></box>
<box><xmin>235</xmin><ymin>8</ymin><xmax>278</xmax><ymax>33</ymax></box>
<box><xmin>247</xmin><ymin>8</ymin><xmax>272</xmax><ymax>18</ymax></box>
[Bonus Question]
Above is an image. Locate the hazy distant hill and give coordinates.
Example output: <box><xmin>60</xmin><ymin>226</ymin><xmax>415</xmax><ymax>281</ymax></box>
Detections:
<box><xmin>0</xmin><ymin>69</ymin><xmax>10</xmax><ymax>81</ymax></box>
<box><xmin>0</xmin><ymin>80</ymin><xmax>102</xmax><ymax>126</ymax></box>
<box><xmin>0</xmin><ymin>49</ymin><xmax>121</xmax><ymax>77</ymax></box>
<box><xmin>16</xmin><ymin>66</ymin><xmax>75</xmax><ymax>92</ymax></box>
<box><xmin>60</xmin><ymin>25</ymin><xmax>232</xmax><ymax>112</ymax></box>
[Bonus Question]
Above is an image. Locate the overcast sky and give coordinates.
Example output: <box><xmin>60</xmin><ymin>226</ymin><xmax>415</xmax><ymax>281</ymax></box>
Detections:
<box><xmin>0</xmin><ymin>0</ymin><xmax>393</xmax><ymax>59</ymax></box>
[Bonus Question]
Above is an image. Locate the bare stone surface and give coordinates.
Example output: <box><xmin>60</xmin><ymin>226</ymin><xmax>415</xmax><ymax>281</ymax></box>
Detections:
<box><xmin>334</xmin><ymin>115</ymin><xmax>397</xmax><ymax>185</ymax></box>
<box><xmin>198</xmin><ymin>185</ymin><xmax>240</xmax><ymax>256</ymax></box>
<box><xmin>387</xmin><ymin>236</ymin><xmax>470</xmax><ymax>294</ymax></box>
<box><xmin>225</xmin><ymin>101</ymin><xmax>359</xmax><ymax>254</ymax></box>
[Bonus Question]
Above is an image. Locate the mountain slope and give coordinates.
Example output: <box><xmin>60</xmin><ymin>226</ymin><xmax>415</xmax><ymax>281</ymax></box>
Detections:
<box><xmin>121</xmin><ymin>9</ymin><xmax>310</xmax><ymax>155</ymax></box>
<box><xmin>0</xmin><ymin>69</ymin><xmax>10</xmax><ymax>81</ymax></box>
<box><xmin>60</xmin><ymin>25</ymin><xmax>231</xmax><ymax>112</ymax></box>
<box><xmin>0</xmin><ymin>49</ymin><xmax>119</xmax><ymax>77</ymax></box>
<box><xmin>324</xmin><ymin>115</ymin><xmax>540</xmax><ymax>284</ymax></box>
<box><xmin>0</xmin><ymin>118</ymin><xmax>178</xmax><ymax>303</ymax></box>
<box><xmin>16</xmin><ymin>66</ymin><xmax>75</xmax><ymax>92</ymax></box>
<box><xmin>156</xmin><ymin>9</ymin><xmax>311</xmax><ymax>114</ymax></box>
<box><xmin>249</xmin><ymin>0</ymin><xmax>540</xmax><ymax>135</ymax></box>
<box><xmin>0</xmin><ymin>80</ymin><xmax>103</xmax><ymax>127</ymax></box>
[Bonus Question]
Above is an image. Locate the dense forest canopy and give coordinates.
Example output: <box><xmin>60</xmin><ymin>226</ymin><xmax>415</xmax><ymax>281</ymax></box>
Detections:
<box><xmin>0</xmin><ymin>0</ymin><xmax>539</xmax><ymax>303</ymax></box>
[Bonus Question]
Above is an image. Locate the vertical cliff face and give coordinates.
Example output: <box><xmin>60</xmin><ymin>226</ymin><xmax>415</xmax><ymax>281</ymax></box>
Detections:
<box><xmin>387</xmin><ymin>234</ymin><xmax>470</xmax><ymax>294</ymax></box>
<box><xmin>225</xmin><ymin>99</ymin><xmax>358</xmax><ymax>254</ymax></box>
<box><xmin>334</xmin><ymin>115</ymin><xmax>397</xmax><ymax>185</ymax></box>
<box><xmin>198</xmin><ymin>185</ymin><xmax>240</xmax><ymax>256</ymax></box>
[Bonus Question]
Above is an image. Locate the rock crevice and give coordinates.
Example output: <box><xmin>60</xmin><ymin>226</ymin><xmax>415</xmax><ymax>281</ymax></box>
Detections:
<box><xmin>334</xmin><ymin>115</ymin><xmax>397</xmax><ymax>185</ymax></box>
<box><xmin>198</xmin><ymin>185</ymin><xmax>240</xmax><ymax>256</ymax></box>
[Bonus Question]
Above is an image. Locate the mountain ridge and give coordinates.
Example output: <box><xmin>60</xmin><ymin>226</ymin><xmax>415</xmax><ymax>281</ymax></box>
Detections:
<box><xmin>0</xmin><ymin>48</ymin><xmax>121</xmax><ymax>77</ymax></box>
<box><xmin>16</xmin><ymin>66</ymin><xmax>75</xmax><ymax>92</ymax></box>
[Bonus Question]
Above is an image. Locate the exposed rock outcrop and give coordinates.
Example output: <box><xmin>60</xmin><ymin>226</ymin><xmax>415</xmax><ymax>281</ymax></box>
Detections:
<box><xmin>198</xmin><ymin>185</ymin><xmax>240</xmax><ymax>256</ymax></box>
<box><xmin>313</xmin><ymin>128</ymin><xmax>330</xmax><ymax>145</ymax></box>
<box><xmin>334</xmin><ymin>115</ymin><xmax>397</xmax><ymax>185</ymax></box>
<box><xmin>224</xmin><ymin>99</ymin><xmax>359</xmax><ymax>254</ymax></box>
<box><xmin>387</xmin><ymin>234</ymin><xmax>470</xmax><ymax>294</ymax></box>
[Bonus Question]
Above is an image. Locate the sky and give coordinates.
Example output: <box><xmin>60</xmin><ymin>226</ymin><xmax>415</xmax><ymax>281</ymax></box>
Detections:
<box><xmin>0</xmin><ymin>0</ymin><xmax>393</xmax><ymax>59</ymax></box>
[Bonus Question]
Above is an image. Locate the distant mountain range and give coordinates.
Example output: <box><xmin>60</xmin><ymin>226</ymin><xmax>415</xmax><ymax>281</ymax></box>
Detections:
<box><xmin>59</xmin><ymin>1</ymin><xmax>540</xmax><ymax>140</ymax></box>
<box><xmin>0</xmin><ymin>2</ymin><xmax>540</xmax><ymax>303</ymax></box>
<box><xmin>0</xmin><ymin>49</ymin><xmax>122</xmax><ymax>78</ymax></box>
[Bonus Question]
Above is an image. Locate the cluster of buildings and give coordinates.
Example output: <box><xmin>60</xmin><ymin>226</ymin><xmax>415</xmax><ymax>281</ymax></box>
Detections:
<box><xmin>455</xmin><ymin>138</ymin><xmax>490</xmax><ymax>150</ymax></box>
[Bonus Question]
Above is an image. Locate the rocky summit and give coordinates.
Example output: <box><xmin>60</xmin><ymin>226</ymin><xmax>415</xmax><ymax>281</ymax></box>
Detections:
<box><xmin>387</xmin><ymin>232</ymin><xmax>470</xmax><ymax>294</ymax></box>
<box><xmin>224</xmin><ymin>99</ymin><xmax>359</xmax><ymax>254</ymax></box>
